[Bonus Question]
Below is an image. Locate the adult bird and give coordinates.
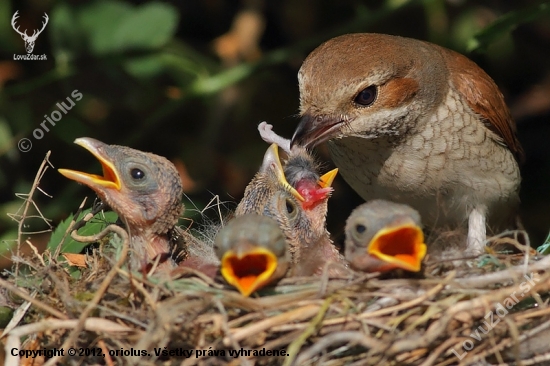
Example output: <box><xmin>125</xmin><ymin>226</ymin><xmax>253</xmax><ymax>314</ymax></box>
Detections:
<box><xmin>345</xmin><ymin>200</ymin><xmax>427</xmax><ymax>273</ymax></box>
<box><xmin>291</xmin><ymin>33</ymin><xmax>522</xmax><ymax>255</ymax></box>
<box><xmin>236</xmin><ymin>126</ymin><xmax>345</xmax><ymax>276</ymax></box>
<box><xmin>59</xmin><ymin>138</ymin><xmax>184</xmax><ymax>272</ymax></box>
<box><xmin>215</xmin><ymin>214</ymin><xmax>290</xmax><ymax>297</ymax></box>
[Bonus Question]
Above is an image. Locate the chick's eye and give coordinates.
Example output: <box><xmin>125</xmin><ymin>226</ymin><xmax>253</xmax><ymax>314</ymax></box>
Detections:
<box><xmin>354</xmin><ymin>86</ymin><xmax>377</xmax><ymax>106</ymax></box>
<box><xmin>285</xmin><ymin>199</ymin><xmax>296</xmax><ymax>215</ymax></box>
<box><xmin>130</xmin><ymin>168</ymin><xmax>145</xmax><ymax>179</ymax></box>
<box><xmin>355</xmin><ymin>224</ymin><xmax>366</xmax><ymax>234</ymax></box>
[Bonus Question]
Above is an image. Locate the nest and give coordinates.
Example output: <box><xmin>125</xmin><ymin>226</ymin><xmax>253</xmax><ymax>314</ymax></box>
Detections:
<box><xmin>2</xmin><ymin>158</ymin><xmax>550</xmax><ymax>366</ymax></box>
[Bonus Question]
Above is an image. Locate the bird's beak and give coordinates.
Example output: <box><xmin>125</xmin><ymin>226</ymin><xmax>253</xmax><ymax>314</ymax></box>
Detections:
<box><xmin>266</xmin><ymin>144</ymin><xmax>305</xmax><ymax>202</ymax></box>
<box><xmin>220</xmin><ymin>246</ymin><xmax>280</xmax><ymax>297</ymax></box>
<box><xmin>59</xmin><ymin>138</ymin><xmax>121</xmax><ymax>191</ymax></box>
<box><xmin>367</xmin><ymin>224</ymin><xmax>427</xmax><ymax>272</ymax></box>
<box><xmin>319</xmin><ymin>168</ymin><xmax>338</xmax><ymax>189</ymax></box>
<box><xmin>291</xmin><ymin>113</ymin><xmax>344</xmax><ymax>148</ymax></box>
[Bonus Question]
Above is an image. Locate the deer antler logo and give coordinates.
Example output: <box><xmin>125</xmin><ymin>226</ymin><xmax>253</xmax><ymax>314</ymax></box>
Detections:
<box><xmin>11</xmin><ymin>11</ymin><xmax>49</xmax><ymax>54</ymax></box>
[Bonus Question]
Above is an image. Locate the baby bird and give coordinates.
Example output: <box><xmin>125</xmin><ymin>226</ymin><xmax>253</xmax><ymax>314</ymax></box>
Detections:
<box><xmin>236</xmin><ymin>123</ymin><xmax>345</xmax><ymax>276</ymax></box>
<box><xmin>214</xmin><ymin>214</ymin><xmax>290</xmax><ymax>297</ymax></box>
<box><xmin>59</xmin><ymin>138</ymin><xmax>183</xmax><ymax>272</ymax></box>
<box><xmin>345</xmin><ymin>200</ymin><xmax>427</xmax><ymax>272</ymax></box>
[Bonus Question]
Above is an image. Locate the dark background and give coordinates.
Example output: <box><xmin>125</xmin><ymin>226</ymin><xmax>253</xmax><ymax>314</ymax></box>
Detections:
<box><xmin>1</xmin><ymin>0</ymin><xmax>550</xmax><ymax>267</ymax></box>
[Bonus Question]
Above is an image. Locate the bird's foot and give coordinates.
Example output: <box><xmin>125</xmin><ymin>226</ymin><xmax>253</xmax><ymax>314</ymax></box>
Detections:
<box><xmin>467</xmin><ymin>206</ymin><xmax>487</xmax><ymax>256</ymax></box>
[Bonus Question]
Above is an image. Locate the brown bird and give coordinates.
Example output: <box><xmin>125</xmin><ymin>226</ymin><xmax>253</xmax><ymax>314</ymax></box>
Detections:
<box><xmin>214</xmin><ymin>214</ymin><xmax>290</xmax><ymax>296</ymax></box>
<box><xmin>345</xmin><ymin>200</ymin><xmax>427</xmax><ymax>272</ymax></box>
<box><xmin>291</xmin><ymin>33</ymin><xmax>522</xmax><ymax>256</ymax></box>
<box><xmin>59</xmin><ymin>138</ymin><xmax>183</xmax><ymax>272</ymax></box>
<box><xmin>236</xmin><ymin>132</ymin><xmax>344</xmax><ymax>276</ymax></box>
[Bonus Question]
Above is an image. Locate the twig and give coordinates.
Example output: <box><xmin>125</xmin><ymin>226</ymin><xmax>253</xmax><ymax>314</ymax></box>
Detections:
<box><xmin>43</xmin><ymin>224</ymin><xmax>129</xmax><ymax>366</ymax></box>
<box><xmin>4</xmin><ymin>318</ymin><xmax>133</xmax><ymax>366</ymax></box>
<box><xmin>0</xmin><ymin>278</ymin><xmax>68</xmax><ymax>320</ymax></box>
<box><xmin>11</xmin><ymin>152</ymin><xmax>53</xmax><ymax>276</ymax></box>
<box><xmin>294</xmin><ymin>331</ymin><xmax>386</xmax><ymax>365</ymax></box>
<box><xmin>116</xmin><ymin>267</ymin><xmax>158</xmax><ymax>311</ymax></box>
<box><xmin>98</xmin><ymin>339</ymin><xmax>115</xmax><ymax>366</ymax></box>
<box><xmin>227</xmin><ymin>304</ymin><xmax>320</xmax><ymax>343</ymax></box>
<box><xmin>454</xmin><ymin>252</ymin><xmax>550</xmax><ymax>288</ymax></box>
<box><xmin>285</xmin><ymin>297</ymin><xmax>333</xmax><ymax>366</ymax></box>
<box><xmin>53</xmin><ymin>199</ymin><xmax>107</xmax><ymax>259</ymax></box>
<box><xmin>214</xmin><ymin>299</ymin><xmax>251</xmax><ymax>366</ymax></box>
<box><xmin>359</xmin><ymin>272</ymin><xmax>454</xmax><ymax>320</ymax></box>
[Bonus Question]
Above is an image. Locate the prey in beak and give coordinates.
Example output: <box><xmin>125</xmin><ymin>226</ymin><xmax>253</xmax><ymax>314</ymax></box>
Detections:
<box><xmin>345</xmin><ymin>200</ymin><xmax>427</xmax><ymax>273</ymax></box>
<box><xmin>215</xmin><ymin>214</ymin><xmax>290</xmax><ymax>297</ymax></box>
<box><xmin>257</xmin><ymin>122</ymin><xmax>338</xmax><ymax>209</ymax></box>
<box><xmin>237</xmin><ymin>124</ymin><xmax>348</xmax><ymax>277</ymax></box>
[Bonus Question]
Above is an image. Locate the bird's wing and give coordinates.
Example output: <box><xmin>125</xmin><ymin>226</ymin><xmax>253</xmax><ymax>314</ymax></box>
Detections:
<box><xmin>442</xmin><ymin>49</ymin><xmax>524</xmax><ymax>163</ymax></box>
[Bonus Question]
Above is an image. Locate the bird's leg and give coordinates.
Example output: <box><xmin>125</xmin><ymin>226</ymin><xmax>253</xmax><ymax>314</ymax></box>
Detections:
<box><xmin>467</xmin><ymin>205</ymin><xmax>487</xmax><ymax>255</ymax></box>
<box><xmin>258</xmin><ymin>122</ymin><xmax>291</xmax><ymax>154</ymax></box>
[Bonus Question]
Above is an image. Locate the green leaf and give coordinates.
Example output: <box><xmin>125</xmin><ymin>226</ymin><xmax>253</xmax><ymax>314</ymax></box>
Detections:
<box><xmin>123</xmin><ymin>54</ymin><xmax>167</xmax><ymax>79</ymax></box>
<box><xmin>50</xmin><ymin>3</ymin><xmax>84</xmax><ymax>58</ymax></box>
<box><xmin>78</xmin><ymin>0</ymin><xmax>133</xmax><ymax>55</ymax></box>
<box><xmin>47</xmin><ymin>208</ymin><xmax>118</xmax><ymax>253</ymax></box>
<box><xmin>112</xmin><ymin>3</ymin><xmax>178</xmax><ymax>52</ymax></box>
<box><xmin>537</xmin><ymin>231</ymin><xmax>550</xmax><ymax>255</ymax></box>
<box><xmin>468</xmin><ymin>1</ymin><xmax>550</xmax><ymax>52</ymax></box>
<box><xmin>79</xmin><ymin>0</ymin><xmax>178</xmax><ymax>55</ymax></box>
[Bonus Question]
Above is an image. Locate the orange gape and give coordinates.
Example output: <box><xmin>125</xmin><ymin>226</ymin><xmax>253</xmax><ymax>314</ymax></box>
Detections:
<box><xmin>345</xmin><ymin>200</ymin><xmax>427</xmax><ymax>273</ymax></box>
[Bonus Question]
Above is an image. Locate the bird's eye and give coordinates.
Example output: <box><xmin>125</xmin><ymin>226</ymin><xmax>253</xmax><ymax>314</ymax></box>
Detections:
<box><xmin>354</xmin><ymin>86</ymin><xmax>377</xmax><ymax>106</ymax></box>
<box><xmin>355</xmin><ymin>224</ymin><xmax>366</xmax><ymax>234</ymax></box>
<box><xmin>130</xmin><ymin>168</ymin><xmax>145</xmax><ymax>180</ymax></box>
<box><xmin>285</xmin><ymin>199</ymin><xmax>296</xmax><ymax>215</ymax></box>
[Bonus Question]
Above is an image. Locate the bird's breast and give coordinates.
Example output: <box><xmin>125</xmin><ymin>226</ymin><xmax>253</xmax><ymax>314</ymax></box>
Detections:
<box><xmin>328</xmin><ymin>89</ymin><xmax>520</xmax><ymax>228</ymax></box>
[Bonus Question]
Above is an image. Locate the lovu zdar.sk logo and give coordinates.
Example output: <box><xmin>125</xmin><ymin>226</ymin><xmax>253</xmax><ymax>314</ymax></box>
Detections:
<box><xmin>12</xmin><ymin>10</ymin><xmax>48</xmax><ymax>60</ymax></box>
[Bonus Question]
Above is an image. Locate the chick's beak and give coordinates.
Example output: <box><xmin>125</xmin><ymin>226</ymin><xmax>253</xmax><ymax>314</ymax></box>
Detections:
<box><xmin>295</xmin><ymin>168</ymin><xmax>339</xmax><ymax>210</ymax></box>
<box><xmin>319</xmin><ymin>168</ymin><xmax>338</xmax><ymax>189</ymax></box>
<box><xmin>267</xmin><ymin>144</ymin><xmax>305</xmax><ymax>202</ymax></box>
<box><xmin>220</xmin><ymin>246</ymin><xmax>279</xmax><ymax>297</ymax></box>
<box><xmin>367</xmin><ymin>224</ymin><xmax>427</xmax><ymax>272</ymax></box>
<box><xmin>58</xmin><ymin>138</ymin><xmax>121</xmax><ymax>190</ymax></box>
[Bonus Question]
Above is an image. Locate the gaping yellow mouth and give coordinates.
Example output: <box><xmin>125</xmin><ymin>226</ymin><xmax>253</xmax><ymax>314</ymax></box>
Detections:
<box><xmin>58</xmin><ymin>138</ymin><xmax>121</xmax><ymax>190</ymax></box>
<box><xmin>220</xmin><ymin>247</ymin><xmax>279</xmax><ymax>297</ymax></box>
<box><xmin>367</xmin><ymin>224</ymin><xmax>427</xmax><ymax>272</ymax></box>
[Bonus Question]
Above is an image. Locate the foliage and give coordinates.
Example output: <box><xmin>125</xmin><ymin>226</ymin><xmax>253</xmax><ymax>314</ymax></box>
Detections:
<box><xmin>1</xmin><ymin>0</ymin><xmax>550</xmax><ymax>268</ymax></box>
<box><xmin>46</xmin><ymin>208</ymin><xmax>118</xmax><ymax>254</ymax></box>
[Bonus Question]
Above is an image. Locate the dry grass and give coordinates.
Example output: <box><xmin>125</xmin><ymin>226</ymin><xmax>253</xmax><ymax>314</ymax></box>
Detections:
<box><xmin>2</xmin><ymin>157</ymin><xmax>550</xmax><ymax>366</ymax></box>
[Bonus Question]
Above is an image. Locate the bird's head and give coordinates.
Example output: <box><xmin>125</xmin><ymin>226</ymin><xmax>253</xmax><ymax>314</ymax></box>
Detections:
<box><xmin>215</xmin><ymin>214</ymin><xmax>289</xmax><ymax>297</ymax></box>
<box><xmin>236</xmin><ymin>144</ymin><xmax>337</xmax><ymax>252</ymax></box>
<box><xmin>59</xmin><ymin>138</ymin><xmax>183</xmax><ymax>236</ymax></box>
<box><xmin>283</xmin><ymin>146</ymin><xmax>338</xmax><ymax>210</ymax></box>
<box><xmin>345</xmin><ymin>199</ymin><xmax>427</xmax><ymax>272</ymax></box>
<box><xmin>291</xmin><ymin>33</ymin><xmax>448</xmax><ymax>148</ymax></box>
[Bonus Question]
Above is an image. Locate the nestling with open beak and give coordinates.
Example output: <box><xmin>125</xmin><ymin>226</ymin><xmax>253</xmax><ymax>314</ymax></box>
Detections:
<box><xmin>236</xmin><ymin>123</ymin><xmax>346</xmax><ymax>276</ymax></box>
<box><xmin>215</xmin><ymin>214</ymin><xmax>290</xmax><ymax>297</ymax></box>
<box><xmin>59</xmin><ymin>138</ymin><xmax>183</xmax><ymax>272</ymax></box>
<box><xmin>345</xmin><ymin>200</ymin><xmax>427</xmax><ymax>272</ymax></box>
<box><xmin>291</xmin><ymin>33</ymin><xmax>522</xmax><ymax>256</ymax></box>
